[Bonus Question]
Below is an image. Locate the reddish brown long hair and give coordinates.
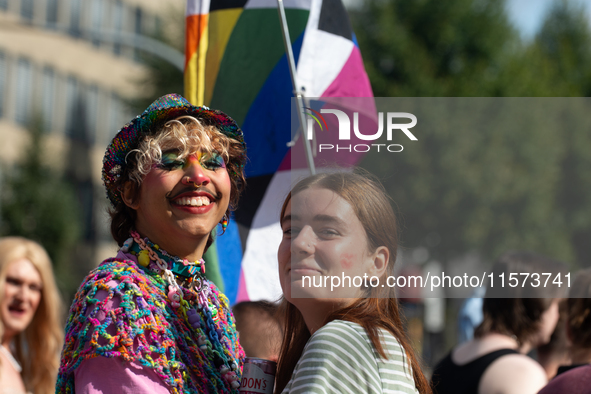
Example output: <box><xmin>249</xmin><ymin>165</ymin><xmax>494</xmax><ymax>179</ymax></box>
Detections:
<box><xmin>274</xmin><ymin>171</ymin><xmax>431</xmax><ymax>394</ymax></box>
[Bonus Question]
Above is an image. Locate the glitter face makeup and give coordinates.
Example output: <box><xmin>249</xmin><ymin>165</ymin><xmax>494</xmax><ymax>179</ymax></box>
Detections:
<box><xmin>130</xmin><ymin>148</ymin><xmax>232</xmax><ymax>259</ymax></box>
<box><xmin>158</xmin><ymin>151</ymin><xmax>226</xmax><ymax>172</ymax></box>
<box><xmin>102</xmin><ymin>94</ymin><xmax>245</xmax><ymax>207</ymax></box>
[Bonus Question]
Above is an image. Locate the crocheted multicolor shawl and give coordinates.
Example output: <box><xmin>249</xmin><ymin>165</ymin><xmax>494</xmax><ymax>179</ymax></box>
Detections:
<box><xmin>56</xmin><ymin>256</ymin><xmax>244</xmax><ymax>393</ymax></box>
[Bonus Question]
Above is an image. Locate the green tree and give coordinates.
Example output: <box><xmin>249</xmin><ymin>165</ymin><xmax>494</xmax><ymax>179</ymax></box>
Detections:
<box><xmin>533</xmin><ymin>0</ymin><xmax>591</xmax><ymax>264</ymax></box>
<box><xmin>353</xmin><ymin>0</ymin><xmax>591</xmax><ymax>267</ymax></box>
<box><xmin>363</xmin><ymin>98</ymin><xmax>583</xmax><ymax>263</ymax></box>
<box><xmin>354</xmin><ymin>0</ymin><xmax>519</xmax><ymax>96</ymax></box>
<box><xmin>535</xmin><ymin>0</ymin><xmax>591</xmax><ymax>95</ymax></box>
<box><xmin>1</xmin><ymin>116</ymin><xmax>82</xmax><ymax>287</ymax></box>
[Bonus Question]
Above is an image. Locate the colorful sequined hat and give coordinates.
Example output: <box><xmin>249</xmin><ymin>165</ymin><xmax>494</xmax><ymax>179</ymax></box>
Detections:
<box><xmin>102</xmin><ymin>93</ymin><xmax>245</xmax><ymax>207</ymax></box>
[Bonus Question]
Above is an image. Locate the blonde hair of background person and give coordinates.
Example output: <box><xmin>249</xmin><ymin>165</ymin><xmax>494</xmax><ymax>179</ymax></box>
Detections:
<box><xmin>0</xmin><ymin>237</ymin><xmax>63</xmax><ymax>394</ymax></box>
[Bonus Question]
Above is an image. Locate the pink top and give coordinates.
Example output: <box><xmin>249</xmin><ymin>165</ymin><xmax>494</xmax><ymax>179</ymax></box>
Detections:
<box><xmin>60</xmin><ymin>248</ymin><xmax>244</xmax><ymax>393</ymax></box>
<box><xmin>538</xmin><ymin>364</ymin><xmax>591</xmax><ymax>394</ymax></box>
<box><xmin>75</xmin><ymin>356</ymin><xmax>168</xmax><ymax>393</ymax></box>
<box><xmin>73</xmin><ymin>250</ymin><xmax>168</xmax><ymax>393</ymax></box>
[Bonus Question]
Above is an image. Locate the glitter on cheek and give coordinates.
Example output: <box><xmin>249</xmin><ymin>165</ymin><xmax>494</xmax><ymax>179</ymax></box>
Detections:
<box><xmin>340</xmin><ymin>253</ymin><xmax>355</xmax><ymax>270</ymax></box>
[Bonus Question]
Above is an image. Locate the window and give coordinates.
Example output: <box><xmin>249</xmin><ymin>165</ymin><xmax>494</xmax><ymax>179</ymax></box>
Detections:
<box><xmin>154</xmin><ymin>15</ymin><xmax>163</xmax><ymax>36</ymax></box>
<box><xmin>86</xmin><ymin>85</ymin><xmax>98</xmax><ymax>143</ymax></box>
<box><xmin>65</xmin><ymin>76</ymin><xmax>79</xmax><ymax>136</ymax></box>
<box><xmin>41</xmin><ymin>67</ymin><xmax>55</xmax><ymax>131</ymax></box>
<box><xmin>66</xmin><ymin>78</ymin><xmax>97</xmax><ymax>142</ymax></box>
<box><xmin>0</xmin><ymin>52</ymin><xmax>6</xmax><ymax>118</ymax></box>
<box><xmin>134</xmin><ymin>7</ymin><xmax>143</xmax><ymax>35</ymax></box>
<box><xmin>108</xmin><ymin>93</ymin><xmax>127</xmax><ymax>138</ymax></box>
<box><xmin>21</xmin><ymin>0</ymin><xmax>34</xmax><ymax>21</ymax></box>
<box><xmin>15</xmin><ymin>58</ymin><xmax>33</xmax><ymax>126</ymax></box>
<box><xmin>112</xmin><ymin>0</ymin><xmax>124</xmax><ymax>55</ymax></box>
<box><xmin>46</xmin><ymin>0</ymin><xmax>58</xmax><ymax>27</ymax></box>
<box><xmin>90</xmin><ymin>0</ymin><xmax>104</xmax><ymax>46</ymax></box>
<box><xmin>79</xmin><ymin>180</ymin><xmax>96</xmax><ymax>241</ymax></box>
<box><xmin>69</xmin><ymin>0</ymin><xmax>82</xmax><ymax>37</ymax></box>
<box><xmin>133</xmin><ymin>7</ymin><xmax>143</xmax><ymax>59</ymax></box>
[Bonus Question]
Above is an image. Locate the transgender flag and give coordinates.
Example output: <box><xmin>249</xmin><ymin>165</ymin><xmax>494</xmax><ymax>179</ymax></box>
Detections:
<box><xmin>185</xmin><ymin>0</ymin><xmax>373</xmax><ymax>304</ymax></box>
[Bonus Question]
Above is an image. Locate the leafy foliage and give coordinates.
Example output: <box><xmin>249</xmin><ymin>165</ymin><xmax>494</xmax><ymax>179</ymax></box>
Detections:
<box><xmin>1</xmin><ymin>117</ymin><xmax>82</xmax><ymax>276</ymax></box>
<box><xmin>353</xmin><ymin>0</ymin><xmax>591</xmax><ymax>267</ymax></box>
<box><xmin>354</xmin><ymin>0</ymin><xmax>517</xmax><ymax>96</ymax></box>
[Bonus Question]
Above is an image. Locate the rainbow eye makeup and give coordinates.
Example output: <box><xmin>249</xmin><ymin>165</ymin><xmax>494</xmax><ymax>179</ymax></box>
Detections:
<box><xmin>159</xmin><ymin>152</ymin><xmax>184</xmax><ymax>170</ymax></box>
<box><xmin>157</xmin><ymin>151</ymin><xmax>226</xmax><ymax>171</ymax></box>
<box><xmin>199</xmin><ymin>152</ymin><xmax>226</xmax><ymax>170</ymax></box>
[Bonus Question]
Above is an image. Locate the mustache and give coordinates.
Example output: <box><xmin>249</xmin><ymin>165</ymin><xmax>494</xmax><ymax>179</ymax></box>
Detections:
<box><xmin>166</xmin><ymin>186</ymin><xmax>221</xmax><ymax>201</ymax></box>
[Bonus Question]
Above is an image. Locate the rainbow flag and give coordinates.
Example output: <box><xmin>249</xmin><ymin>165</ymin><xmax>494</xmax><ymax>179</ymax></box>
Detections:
<box><xmin>185</xmin><ymin>0</ymin><xmax>373</xmax><ymax>304</ymax></box>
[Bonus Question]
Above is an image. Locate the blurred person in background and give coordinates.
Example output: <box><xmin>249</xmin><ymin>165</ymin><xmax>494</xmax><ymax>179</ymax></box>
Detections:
<box><xmin>535</xmin><ymin>299</ymin><xmax>569</xmax><ymax>380</ymax></box>
<box><xmin>538</xmin><ymin>268</ymin><xmax>591</xmax><ymax>394</ymax></box>
<box><xmin>56</xmin><ymin>94</ymin><xmax>247</xmax><ymax>393</ymax></box>
<box><xmin>0</xmin><ymin>236</ymin><xmax>63</xmax><ymax>394</ymax></box>
<box><xmin>431</xmin><ymin>251</ymin><xmax>565</xmax><ymax>394</ymax></box>
<box><xmin>232</xmin><ymin>301</ymin><xmax>283</xmax><ymax>361</ymax></box>
<box><xmin>275</xmin><ymin>171</ymin><xmax>430</xmax><ymax>394</ymax></box>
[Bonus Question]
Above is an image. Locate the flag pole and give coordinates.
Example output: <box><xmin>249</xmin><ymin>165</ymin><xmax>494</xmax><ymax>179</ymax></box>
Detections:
<box><xmin>277</xmin><ymin>0</ymin><xmax>316</xmax><ymax>175</ymax></box>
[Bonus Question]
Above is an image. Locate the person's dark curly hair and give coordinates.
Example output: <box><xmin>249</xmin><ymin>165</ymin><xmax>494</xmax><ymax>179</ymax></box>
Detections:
<box><xmin>475</xmin><ymin>251</ymin><xmax>566</xmax><ymax>346</ymax></box>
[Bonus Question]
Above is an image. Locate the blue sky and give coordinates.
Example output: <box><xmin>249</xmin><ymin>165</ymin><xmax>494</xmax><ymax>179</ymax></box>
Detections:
<box><xmin>505</xmin><ymin>0</ymin><xmax>591</xmax><ymax>40</ymax></box>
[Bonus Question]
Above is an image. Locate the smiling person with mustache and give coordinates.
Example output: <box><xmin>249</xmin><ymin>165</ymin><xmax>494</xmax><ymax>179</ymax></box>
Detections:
<box><xmin>56</xmin><ymin>94</ymin><xmax>247</xmax><ymax>394</ymax></box>
<box><xmin>0</xmin><ymin>237</ymin><xmax>63</xmax><ymax>394</ymax></box>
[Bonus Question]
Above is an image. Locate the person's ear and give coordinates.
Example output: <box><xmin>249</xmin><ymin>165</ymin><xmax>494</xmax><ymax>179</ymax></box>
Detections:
<box><xmin>121</xmin><ymin>181</ymin><xmax>140</xmax><ymax>209</ymax></box>
<box><xmin>367</xmin><ymin>246</ymin><xmax>389</xmax><ymax>278</ymax></box>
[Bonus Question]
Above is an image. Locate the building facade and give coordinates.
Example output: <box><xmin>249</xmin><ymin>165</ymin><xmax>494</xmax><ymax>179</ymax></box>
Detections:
<box><xmin>0</xmin><ymin>0</ymin><xmax>184</xmax><ymax>286</ymax></box>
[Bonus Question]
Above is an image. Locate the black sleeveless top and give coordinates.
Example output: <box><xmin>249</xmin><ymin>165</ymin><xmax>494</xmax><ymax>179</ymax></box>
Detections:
<box><xmin>430</xmin><ymin>348</ymin><xmax>520</xmax><ymax>394</ymax></box>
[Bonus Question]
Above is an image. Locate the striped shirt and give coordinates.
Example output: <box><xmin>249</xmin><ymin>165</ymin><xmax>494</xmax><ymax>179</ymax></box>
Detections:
<box><xmin>282</xmin><ymin>320</ymin><xmax>419</xmax><ymax>394</ymax></box>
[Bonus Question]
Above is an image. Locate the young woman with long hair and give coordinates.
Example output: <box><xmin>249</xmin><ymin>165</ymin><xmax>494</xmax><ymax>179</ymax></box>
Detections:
<box><xmin>431</xmin><ymin>251</ymin><xmax>565</xmax><ymax>394</ymax></box>
<box><xmin>275</xmin><ymin>171</ymin><xmax>430</xmax><ymax>394</ymax></box>
<box><xmin>0</xmin><ymin>236</ymin><xmax>63</xmax><ymax>394</ymax></box>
